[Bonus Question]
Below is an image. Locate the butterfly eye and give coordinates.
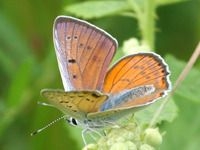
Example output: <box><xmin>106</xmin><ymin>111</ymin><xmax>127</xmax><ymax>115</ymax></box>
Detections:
<box><xmin>67</xmin><ymin>117</ymin><xmax>78</xmax><ymax>126</ymax></box>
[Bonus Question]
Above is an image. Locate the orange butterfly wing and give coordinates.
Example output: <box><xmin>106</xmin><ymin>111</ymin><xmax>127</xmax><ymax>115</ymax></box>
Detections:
<box><xmin>103</xmin><ymin>53</ymin><xmax>171</xmax><ymax>107</ymax></box>
<box><xmin>53</xmin><ymin>16</ymin><xmax>117</xmax><ymax>91</ymax></box>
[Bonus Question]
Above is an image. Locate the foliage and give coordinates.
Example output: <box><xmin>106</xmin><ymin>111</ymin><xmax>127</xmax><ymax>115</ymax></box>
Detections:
<box><xmin>0</xmin><ymin>0</ymin><xmax>200</xmax><ymax>150</ymax></box>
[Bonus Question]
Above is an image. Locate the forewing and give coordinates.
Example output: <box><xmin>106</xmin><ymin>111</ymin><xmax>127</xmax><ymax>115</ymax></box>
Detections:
<box><xmin>53</xmin><ymin>16</ymin><xmax>117</xmax><ymax>91</ymax></box>
<box><xmin>41</xmin><ymin>89</ymin><xmax>108</xmax><ymax>118</ymax></box>
<box><xmin>103</xmin><ymin>52</ymin><xmax>171</xmax><ymax>107</ymax></box>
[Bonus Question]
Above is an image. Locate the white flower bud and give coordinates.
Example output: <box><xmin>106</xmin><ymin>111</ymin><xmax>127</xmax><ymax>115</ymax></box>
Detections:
<box><xmin>144</xmin><ymin>128</ymin><xmax>162</xmax><ymax>147</ymax></box>
<box><xmin>139</xmin><ymin>144</ymin><xmax>155</xmax><ymax>150</ymax></box>
<box><xmin>110</xmin><ymin>142</ymin><xmax>128</xmax><ymax>150</ymax></box>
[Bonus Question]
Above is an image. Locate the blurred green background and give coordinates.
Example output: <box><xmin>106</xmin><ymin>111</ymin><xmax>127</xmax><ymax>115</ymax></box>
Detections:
<box><xmin>0</xmin><ymin>0</ymin><xmax>200</xmax><ymax>150</ymax></box>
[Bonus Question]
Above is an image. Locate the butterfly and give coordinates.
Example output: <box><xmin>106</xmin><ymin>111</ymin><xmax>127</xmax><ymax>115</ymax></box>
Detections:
<box><xmin>39</xmin><ymin>16</ymin><xmax>171</xmax><ymax>143</ymax></box>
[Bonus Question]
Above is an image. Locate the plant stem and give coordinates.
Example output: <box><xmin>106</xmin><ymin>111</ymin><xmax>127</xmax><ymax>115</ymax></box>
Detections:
<box><xmin>149</xmin><ymin>42</ymin><xmax>200</xmax><ymax>127</ymax></box>
<box><xmin>128</xmin><ymin>0</ymin><xmax>156</xmax><ymax>49</ymax></box>
<box><xmin>141</xmin><ymin>0</ymin><xmax>156</xmax><ymax>50</ymax></box>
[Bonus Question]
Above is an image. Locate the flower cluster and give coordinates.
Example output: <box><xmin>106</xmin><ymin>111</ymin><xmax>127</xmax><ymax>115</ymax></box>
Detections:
<box><xmin>83</xmin><ymin>123</ymin><xmax>162</xmax><ymax>150</ymax></box>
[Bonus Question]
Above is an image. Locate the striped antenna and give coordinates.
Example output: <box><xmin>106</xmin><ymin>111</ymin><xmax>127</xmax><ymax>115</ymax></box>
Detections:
<box><xmin>31</xmin><ymin>115</ymin><xmax>66</xmax><ymax>136</ymax></box>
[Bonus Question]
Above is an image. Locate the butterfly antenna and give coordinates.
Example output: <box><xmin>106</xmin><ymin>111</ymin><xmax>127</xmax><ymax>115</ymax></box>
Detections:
<box><xmin>31</xmin><ymin>115</ymin><xmax>66</xmax><ymax>136</ymax></box>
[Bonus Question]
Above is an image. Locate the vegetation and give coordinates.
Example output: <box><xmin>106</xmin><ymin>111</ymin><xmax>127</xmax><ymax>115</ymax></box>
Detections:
<box><xmin>0</xmin><ymin>0</ymin><xmax>200</xmax><ymax>150</ymax></box>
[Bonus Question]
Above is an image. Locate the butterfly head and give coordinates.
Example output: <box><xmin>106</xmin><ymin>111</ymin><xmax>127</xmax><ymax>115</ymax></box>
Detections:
<box><xmin>66</xmin><ymin>117</ymin><xmax>79</xmax><ymax>126</ymax></box>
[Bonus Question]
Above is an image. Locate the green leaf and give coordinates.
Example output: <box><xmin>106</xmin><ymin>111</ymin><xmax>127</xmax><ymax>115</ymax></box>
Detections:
<box><xmin>0</xmin><ymin>13</ymin><xmax>31</xmax><ymax>62</ymax></box>
<box><xmin>0</xmin><ymin>60</ymin><xmax>34</xmax><ymax>136</ymax></box>
<box><xmin>0</xmin><ymin>48</ymin><xmax>15</xmax><ymax>76</ymax></box>
<box><xmin>161</xmin><ymin>94</ymin><xmax>200</xmax><ymax>150</ymax></box>
<box><xmin>6</xmin><ymin>60</ymin><xmax>33</xmax><ymax>107</ymax></box>
<box><xmin>65</xmin><ymin>1</ymin><xmax>129</xmax><ymax>19</ymax></box>
<box><xmin>156</xmin><ymin>0</ymin><xmax>188</xmax><ymax>6</ymax></box>
<box><xmin>135</xmin><ymin>98</ymin><xmax>178</xmax><ymax>125</ymax></box>
<box><xmin>166</xmin><ymin>55</ymin><xmax>200</xmax><ymax>103</ymax></box>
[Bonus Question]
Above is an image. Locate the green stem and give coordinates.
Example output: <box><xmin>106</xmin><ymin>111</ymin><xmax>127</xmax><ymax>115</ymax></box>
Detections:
<box><xmin>149</xmin><ymin>42</ymin><xmax>200</xmax><ymax>127</ymax></box>
<box><xmin>141</xmin><ymin>0</ymin><xmax>156</xmax><ymax>50</ymax></box>
<box><xmin>128</xmin><ymin>0</ymin><xmax>156</xmax><ymax>49</ymax></box>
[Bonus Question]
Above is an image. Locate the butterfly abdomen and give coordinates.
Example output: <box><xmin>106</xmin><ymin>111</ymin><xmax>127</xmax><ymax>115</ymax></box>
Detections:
<box><xmin>100</xmin><ymin>85</ymin><xmax>155</xmax><ymax>111</ymax></box>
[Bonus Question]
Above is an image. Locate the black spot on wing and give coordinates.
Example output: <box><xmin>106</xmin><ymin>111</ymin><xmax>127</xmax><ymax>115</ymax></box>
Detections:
<box><xmin>59</xmin><ymin>100</ymin><xmax>69</xmax><ymax>103</ymax></box>
<box><xmin>86</xmin><ymin>98</ymin><xmax>94</xmax><ymax>102</ymax></box>
<box><xmin>72</xmin><ymin>75</ymin><xmax>77</xmax><ymax>79</ymax></box>
<box><xmin>68</xmin><ymin>59</ymin><xmax>76</xmax><ymax>63</ymax></box>
<box><xmin>67</xmin><ymin>36</ymin><xmax>71</xmax><ymax>40</ymax></box>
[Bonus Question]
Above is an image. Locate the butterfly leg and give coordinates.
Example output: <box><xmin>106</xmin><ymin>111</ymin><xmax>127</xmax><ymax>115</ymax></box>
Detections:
<box><xmin>82</xmin><ymin>128</ymin><xmax>89</xmax><ymax>145</ymax></box>
<box><xmin>88</xmin><ymin>131</ymin><xmax>99</xmax><ymax>142</ymax></box>
<box><xmin>82</xmin><ymin>128</ymin><xmax>103</xmax><ymax>145</ymax></box>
